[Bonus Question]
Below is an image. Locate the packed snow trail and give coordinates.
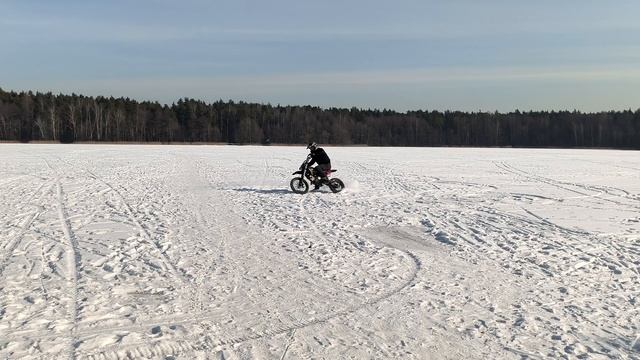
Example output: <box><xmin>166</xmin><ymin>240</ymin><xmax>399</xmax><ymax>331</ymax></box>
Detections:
<box><xmin>0</xmin><ymin>144</ymin><xmax>638</xmax><ymax>359</ymax></box>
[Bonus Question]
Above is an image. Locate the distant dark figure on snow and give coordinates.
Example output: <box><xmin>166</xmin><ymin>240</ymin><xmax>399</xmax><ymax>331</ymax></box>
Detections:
<box><xmin>307</xmin><ymin>142</ymin><xmax>331</xmax><ymax>190</ymax></box>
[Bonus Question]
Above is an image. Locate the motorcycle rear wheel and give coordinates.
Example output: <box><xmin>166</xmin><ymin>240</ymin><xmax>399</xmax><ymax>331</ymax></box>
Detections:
<box><xmin>290</xmin><ymin>177</ymin><xmax>309</xmax><ymax>194</ymax></box>
<box><xmin>328</xmin><ymin>178</ymin><xmax>345</xmax><ymax>193</ymax></box>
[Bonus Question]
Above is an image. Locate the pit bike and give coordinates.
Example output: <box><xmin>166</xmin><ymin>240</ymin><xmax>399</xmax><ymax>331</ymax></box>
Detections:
<box><xmin>290</xmin><ymin>155</ymin><xmax>345</xmax><ymax>194</ymax></box>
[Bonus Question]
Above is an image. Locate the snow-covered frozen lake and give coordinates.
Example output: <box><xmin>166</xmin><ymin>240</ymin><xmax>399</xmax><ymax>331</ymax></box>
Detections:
<box><xmin>1</xmin><ymin>144</ymin><xmax>639</xmax><ymax>359</ymax></box>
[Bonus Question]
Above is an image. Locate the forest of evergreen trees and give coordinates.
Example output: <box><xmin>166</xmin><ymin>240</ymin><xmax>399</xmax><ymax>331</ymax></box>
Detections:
<box><xmin>1</xmin><ymin>88</ymin><xmax>638</xmax><ymax>149</ymax></box>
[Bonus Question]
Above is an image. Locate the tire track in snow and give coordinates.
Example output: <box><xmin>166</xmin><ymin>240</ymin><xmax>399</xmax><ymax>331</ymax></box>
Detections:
<box><xmin>56</xmin><ymin>156</ymin><xmax>188</xmax><ymax>285</ymax></box>
<box><xmin>2</xmin><ymin>212</ymin><xmax>415</xmax><ymax>359</ymax></box>
<box><xmin>492</xmin><ymin>161</ymin><xmax>640</xmax><ymax>274</ymax></box>
<box><xmin>0</xmin><ymin>169</ymin><xmax>52</xmax><ymax>274</ymax></box>
<box><xmin>279</xmin><ymin>329</ymin><xmax>296</xmax><ymax>360</ymax></box>
<box><xmin>496</xmin><ymin>161</ymin><xmax>640</xmax><ymax>210</ymax></box>
<box><xmin>0</xmin><ymin>173</ymin><xmax>49</xmax><ymax>225</ymax></box>
<box><xmin>43</xmin><ymin>157</ymin><xmax>81</xmax><ymax>360</ymax></box>
<box><xmin>43</xmin><ymin>155</ymin><xmax>190</xmax><ymax>356</ymax></box>
<box><xmin>495</xmin><ymin>161</ymin><xmax>591</xmax><ymax>197</ymax></box>
<box><xmin>198</xmin><ymin>158</ymin><xmax>353</xmax><ymax>300</ymax></box>
<box><xmin>520</xmin><ymin>207</ymin><xmax>590</xmax><ymax>236</ymax></box>
<box><xmin>176</xmin><ymin>158</ymin><xmax>240</xmax><ymax>312</ymax></box>
<box><xmin>73</xmin><ymin>169</ymin><xmax>422</xmax><ymax>359</ymax></box>
<box><xmin>414</xmin><ymin>161</ymin><xmax>638</xmax><ymax>357</ymax></box>
<box><xmin>518</xmin><ymin>199</ymin><xmax>640</xmax><ymax>276</ymax></box>
<box><xmin>191</xmin><ymin>159</ymin><xmax>250</xmax><ymax>302</ymax></box>
<box><xmin>0</xmin><ymin>174</ymin><xmax>28</xmax><ymax>189</ymax></box>
<box><xmin>0</xmin><ymin>209</ymin><xmax>42</xmax><ymax>276</ymax></box>
<box><xmin>73</xmin><ymin>247</ymin><xmax>420</xmax><ymax>360</ymax></box>
<box><xmin>55</xmin><ymin>176</ymin><xmax>81</xmax><ymax>360</ymax></box>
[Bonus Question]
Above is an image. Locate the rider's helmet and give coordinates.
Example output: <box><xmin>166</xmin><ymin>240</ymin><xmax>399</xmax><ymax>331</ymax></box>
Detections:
<box><xmin>307</xmin><ymin>142</ymin><xmax>317</xmax><ymax>151</ymax></box>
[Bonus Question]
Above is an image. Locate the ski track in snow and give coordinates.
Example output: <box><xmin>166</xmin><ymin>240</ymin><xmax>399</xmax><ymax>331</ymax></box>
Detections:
<box><xmin>52</xmin><ymin>166</ymin><xmax>81</xmax><ymax>360</ymax></box>
<box><xmin>0</xmin><ymin>145</ymin><xmax>639</xmax><ymax>359</ymax></box>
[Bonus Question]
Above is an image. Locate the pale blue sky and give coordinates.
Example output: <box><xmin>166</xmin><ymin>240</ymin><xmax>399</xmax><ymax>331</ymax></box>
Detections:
<box><xmin>1</xmin><ymin>0</ymin><xmax>639</xmax><ymax>111</ymax></box>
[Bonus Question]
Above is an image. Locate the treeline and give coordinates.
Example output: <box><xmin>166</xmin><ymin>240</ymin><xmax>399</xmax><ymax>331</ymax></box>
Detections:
<box><xmin>1</xmin><ymin>88</ymin><xmax>639</xmax><ymax>148</ymax></box>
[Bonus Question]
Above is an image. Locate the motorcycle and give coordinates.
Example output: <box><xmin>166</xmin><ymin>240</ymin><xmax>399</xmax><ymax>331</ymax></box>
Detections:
<box><xmin>290</xmin><ymin>155</ymin><xmax>345</xmax><ymax>194</ymax></box>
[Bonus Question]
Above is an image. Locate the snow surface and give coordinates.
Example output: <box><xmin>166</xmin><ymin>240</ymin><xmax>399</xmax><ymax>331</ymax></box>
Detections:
<box><xmin>0</xmin><ymin>144</ymin><xmax>639</xmax><ymax>359</ymax></box>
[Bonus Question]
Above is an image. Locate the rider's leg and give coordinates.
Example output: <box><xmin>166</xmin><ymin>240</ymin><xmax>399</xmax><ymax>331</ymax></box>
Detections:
<box><xmin>316</xmin><ymin>163</ymin><xmax>331</xmax><ymax>184</ymax></box>
<box><xmin>311</xmin><ymin>167</ymin><xmax>321</xmax><ymax>189</ymax></box>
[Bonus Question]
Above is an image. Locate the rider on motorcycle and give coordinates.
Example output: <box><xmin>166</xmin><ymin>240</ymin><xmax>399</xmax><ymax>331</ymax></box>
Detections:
<box><xmin>307</xmin><ymin>142</ymin><xmax>331</xmax><ymax>190</ymax></box>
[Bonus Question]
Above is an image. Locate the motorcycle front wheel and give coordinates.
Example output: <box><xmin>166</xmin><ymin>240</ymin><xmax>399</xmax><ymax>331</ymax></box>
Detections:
<box><xmin>290</xmin><ymin>177</ymin><xmax>309</xmax><ymax>194</ymax></box>
<box><xmin>328</xmin><ymin>178</ymin><xmax>345</xmax><ymax>193</ymax></box>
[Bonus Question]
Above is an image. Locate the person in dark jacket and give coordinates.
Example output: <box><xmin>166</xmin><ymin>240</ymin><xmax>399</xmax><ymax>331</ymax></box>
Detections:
<box><xmin>307</xmin><ymin>142</ymin><xmax>331</xmax><ymax>189</ymax></box>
